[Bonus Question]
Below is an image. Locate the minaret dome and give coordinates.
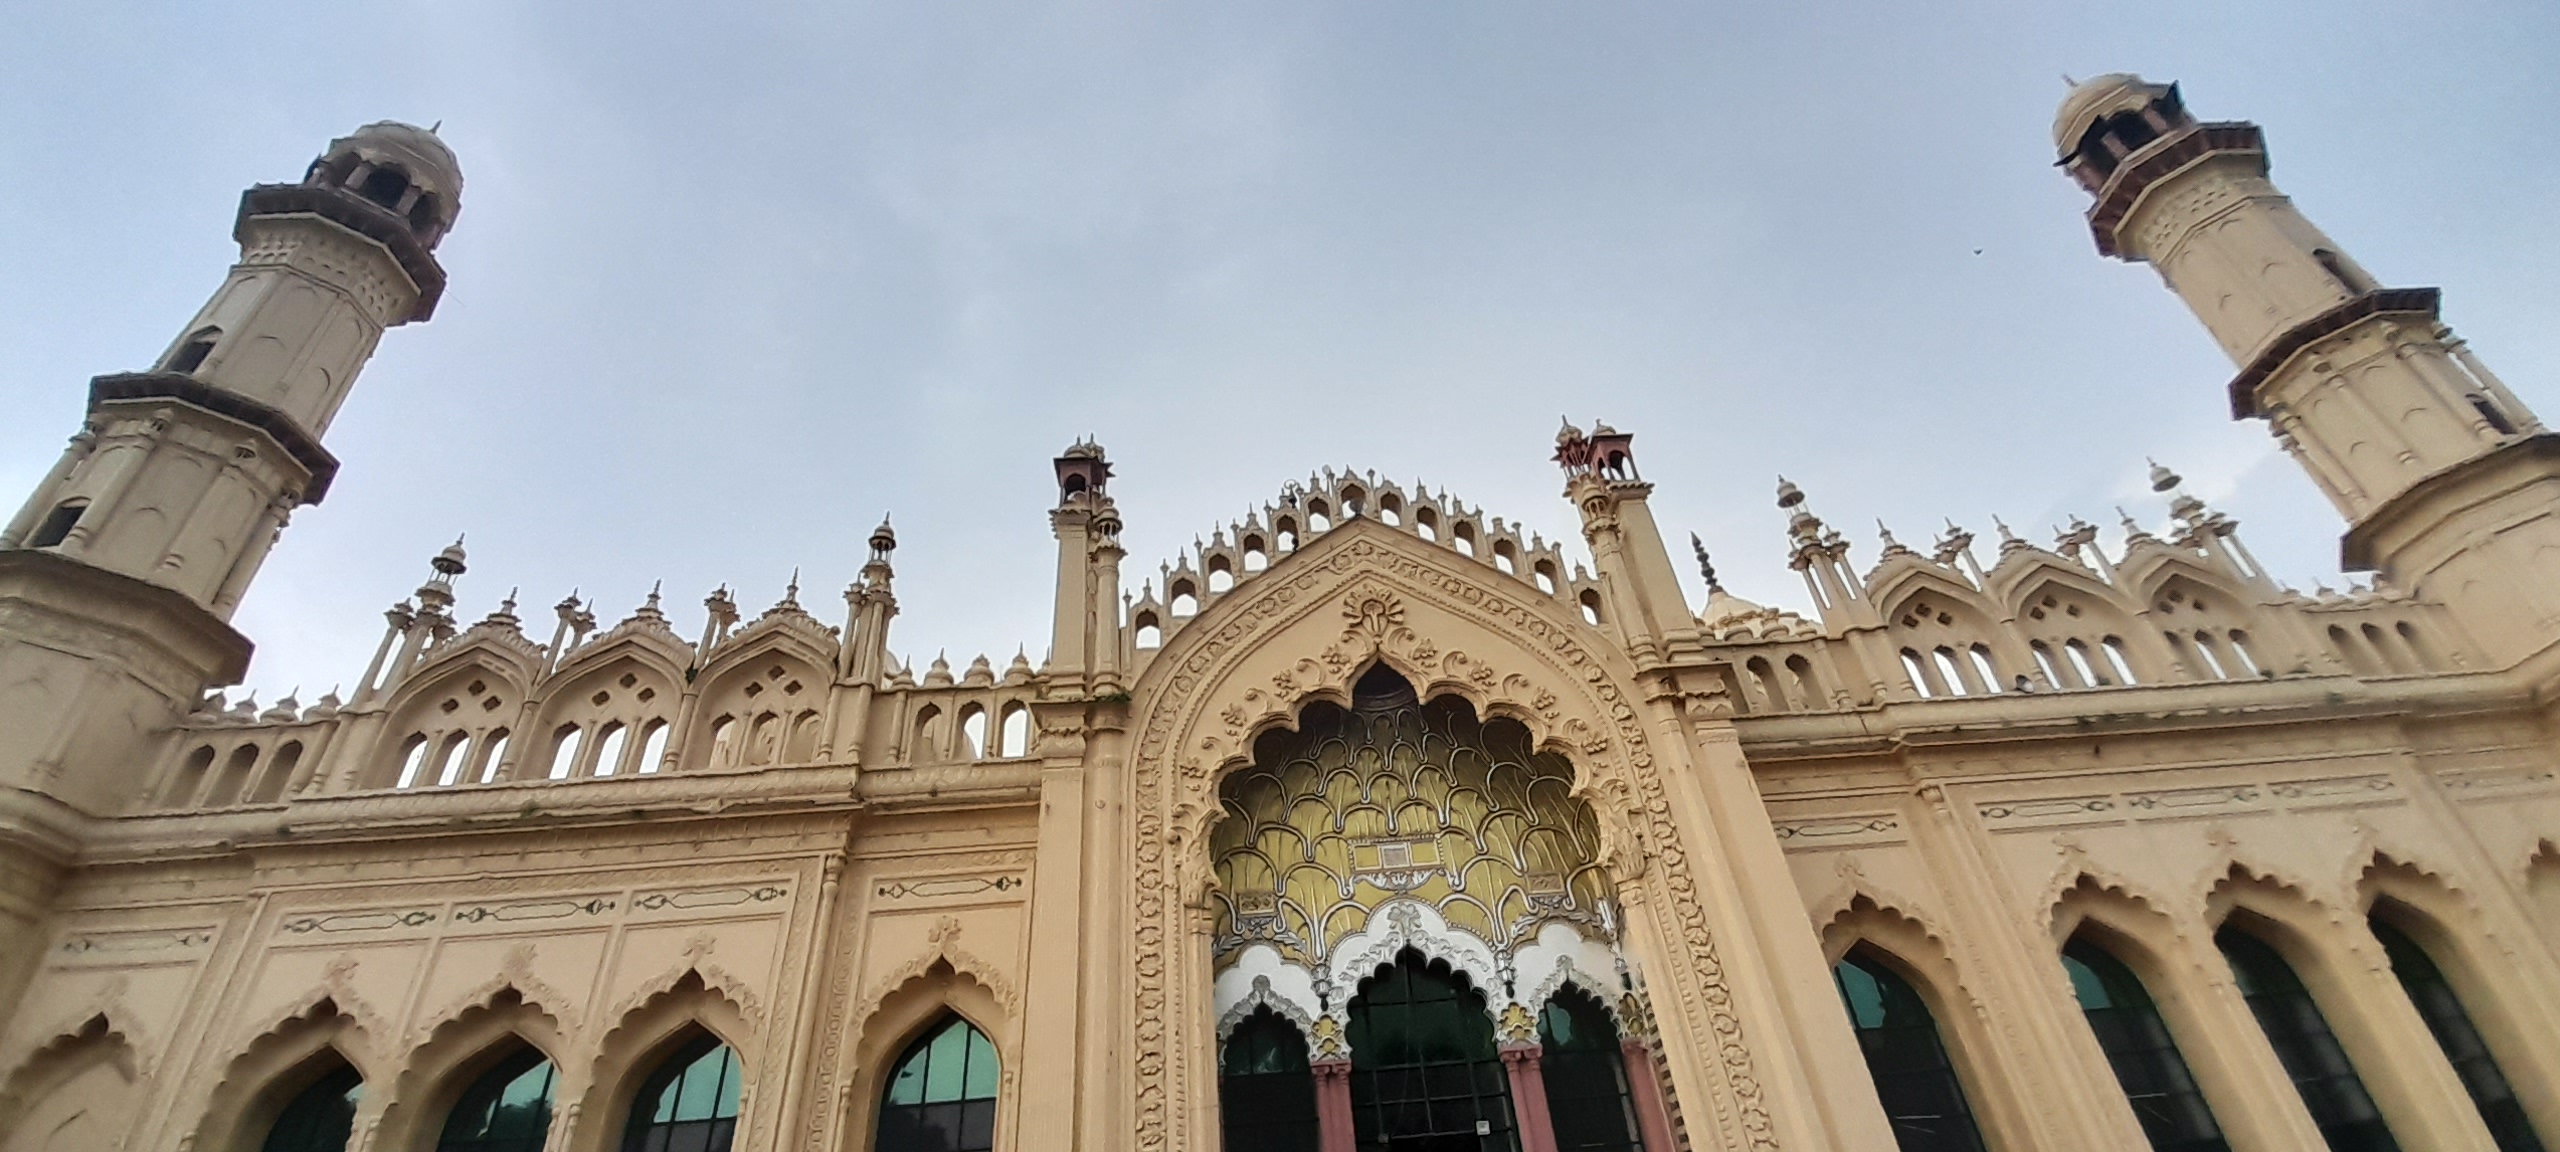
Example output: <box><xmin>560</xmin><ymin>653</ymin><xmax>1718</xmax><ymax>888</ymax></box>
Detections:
<box><xmin>301</xmin><ymin>121</ymin><xmax>465</xmax><ymax>249</ymax></box>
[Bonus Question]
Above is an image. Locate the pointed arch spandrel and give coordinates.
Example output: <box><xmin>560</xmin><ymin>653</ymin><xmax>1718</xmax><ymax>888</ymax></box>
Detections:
<box><xmin>1119</xmin><ymin>523</ymin><xmax>1782</xmax><ymax>1152</ymax></box>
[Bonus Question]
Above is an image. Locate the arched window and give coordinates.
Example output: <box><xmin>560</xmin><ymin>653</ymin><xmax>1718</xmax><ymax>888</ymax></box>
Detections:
<box><xmin>2064</xmin><ymin>640</ymin><xmax>2103</xmax><ymax>687</ymax></box>
<box><xmin>876</xmin><ymin>1014</ymin><xmax>999</xmax><ymax>1152</ymax></box>
<box><xmin>2369</xmin><ymin>914</ymin><xmax>2543</xmax><ymax>1152</ymax></box>
<box><xmin>960</xmin><ymin>707</ymin><xmax>988</xmax><ymax>759</ymax></box>
<box><xmin>593</xmin><ymin>722</ymin><xmax>629</xmax><ymax>777</ymax></box>
<box><xmin>1834</xmin><ymin>948</ymin><xmax>1983</xmax><ymax>1152</ymax></box>
<box><xmin>1539</xmin><ymin>986</ymin><xmax>1642</xmax><ymax>1152</ymax></box>
<box><xmin>2215</xmin><ymin>927</ymin><xmax>2399</xmax><ymax>1151</ymax></box>
<box><xmin>621</xmin><ymin>1032</ymin><xmax>742</xmax><ymax>1152</ymax></box>
<box><xmin>2101</xmin><ymin>637</ymin><xmax>2139</xmax><ymax>685</ymax></box>
<box><xmin>1786</xmin><ymin>655</ymin><xmax>1823</xmax><ymax>707</ymax></box>
<box><xmin>394</xmin><ymin>736</ymin><xmax>432</xmax><ymax>790</ymax></box>
<box><xmin>707</xmin><ymin>717</ymin><xmax>738</xmax><ymax>768</ymax></box>
<box><xmin>252</xmin><ymin>741</ymin><xmax>305</xmax><ymax>803</ymax></box>
<box><xmin>2031</xmin><ymin>641</ymin><xmax>2068</xmax><ymax>689</ymax></box>
<box><xmin>436</xmin><ymin>1044</ymin><xmax>557</xmax><ymax>1152</ymax></box>
<box><xmin>2062</xmin><ymin>936</ymin><xmax>2225</xmax><ymax>1151</ymax></box>
<box><xmin>1967</xmin><ymin>646</ymin><xmax>2002</xmax><ymax>693</ymax></box>
<box><xmin>1748</xmin><ymin>657</ymin><xmax>1791</xmax><ymax>713</ymax></box>
<box><xmin>261</xmin><ymin>1061</ymin><xmax>363</xmax><ymax>1152</ymax></box>
<box><xmin>1219</xmin><ymin>1006</ymin><xmax>1319</xmax><ymax>1152</ymax></box>
<box><xmin>1346</xmin><ymin>950</ymin><xmax>1514</xmax><ymax>1149</ymax></box>
<box><xmin>1579</xmin><ymin>589</ymin><xmax>1604</xmax><ymax>626</ymax></box>
<box><xmin>547</xmin><ymin>727</ymin><xmax>583</xmax><ymax>780</ymax></box>
<box><xmin>1931</xmin><ymin>647</ymin><xmax>1971</xmax><ymax>697</ymax></box>
<box><xmin>477</xmin><ymin>731</ymin><xmax>511</xmax><ymax>784</ymax></box>
<box><xmin>435</xmin><ymin>735</ymin><xmax>472</xmax><ymax>787</ymax></box>
<box><xmin>635</xmin><ymin>720</ymin><xmax>670</xmax><ymax>775</ymax></box>
<box><xmin>998</xmin><ymin>705</ymin><xmax>1029</xmax><ymax>758</ymax></box>
<box><xmin>1901</xmin><ymin>650</ymin><xmax>1936</xmax><ymax>698</ymax></box>
<box><xmin>2225</xmin><ymin>631</ymin><xmax>2261</xmax><ymax>677</ymax></box>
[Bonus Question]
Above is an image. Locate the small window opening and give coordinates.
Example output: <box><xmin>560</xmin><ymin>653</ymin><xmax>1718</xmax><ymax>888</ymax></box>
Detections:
<box><xmin>1968</xmin><ymin>645</ymin><xmax>2001</xmax><ymax>693</ymax></box>
<box><xmin>27</xmin><ymin>500</ymin><xmax>86</xmax><ymax>548</ymax></box>
<box><xmin>2101</xmin><ymin>637</ymin><xmax>2139</xmax><ymax>685</ymax></box>
<box><xmin>167</xmin><ymin>329</ymin><xmax>219</xmax><ymax>374</ymax></box>
<box><xmin>358</xmin><ymin>166</ymin><xmax>410</xmax><ymax>210</ymax></box>
<box><xmin>478</xmin><ymin>731</ymin><xmax>511</xmax><ymax>783</ymax></box>
<box><xmin>2227</xmin><ymin>631</ymin><xmax>2263</xmax><ymax>677</ymax></box>
<box><xmin>394</xmin><ymin>736</ymin><xmax>430</xmax><ymax>790</ymax></box>
<box><xmin>1900</xmin><ymin>650</ymin><xmax>1935</xmax><ymax>699</ymax></box>
<box><xmin>999</xmin><ymin>704</ymin><xmax>1030</xmax><ymax>758</ymax></box>
<box><xmin>1578</xmin><ymin>589</ymin><xmax>1603</xmax><ymax>627</ymax></box>
<box><xmin>960</xmin><ymin>707</ymin><xmax>988</xmax><ymax>759</ymax></box>
<box><xmin>2065</xmin><ymin>640</ymin><xmax>2102</xmax><ymax>687</ymax></box>
<box><xmin>2470</xmin><ymin>396</ymin><xmax>2518</xmax><ymax>436</ymax></box>
<box><xmin>636</xmin><ymin>720</ymin><xmax>670</xmax><ymax>774</ymax></box>
<box><xmin>1786</xmin><ymin>655</ymin><xmax>1822</xmax><ymax>707</ymax></box>
<box><xmin>2031</xmin><ymin>641</ymin><xmax>2067</xmax><ymax>689</ymax></box>
<box><xmin>1931</xmin><ymin>648</ymin><xmax>1970</xmax><ymax>697</ymax></box>
<box><xmin>434</xmin><ymin>735</ymin><xmax>472</xmax><ymax>787</ymax></box>
<box><xmin>547</xmin><ymin>726</ymin><xmax>584</xmax><ymax>779</ymax></box>
<box><xmin>592</xmin><ymin>722</ymin><xmax>628</xmax><ymax>777</ymax></box>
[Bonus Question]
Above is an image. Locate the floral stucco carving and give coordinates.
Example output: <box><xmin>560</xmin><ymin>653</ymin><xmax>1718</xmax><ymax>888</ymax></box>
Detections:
<box><xmin>1125</xmin><ymin>527</ymin><xmax>1776</xmax><ymax>1151</ymax></box>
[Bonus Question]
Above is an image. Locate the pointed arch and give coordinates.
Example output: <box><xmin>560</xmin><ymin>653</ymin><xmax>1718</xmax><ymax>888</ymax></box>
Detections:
<box><xmin>184</xmin><ymin>998</ymin><xmax>379</xmax><ymax>1152</ymax></box>
<box><xmin>559</xmin><ymin>971</ymin><xmax>754</xmax><ymax>1152</ymax></box>
<box><xmin>2358</xmin><ymin>858</ymin><xmax>2560</xmax><ymax>1150</ymax></box>
<box><xmin>1818</xmin><ymin>895</ymin><xmax>2022</xmax><ymax>1152</ymax></box>
<box><xmin>844</xmin><ymin>960</ymin><xmax>1014</xmax><ymax>1152</ymax></box>
<box><xmin>370</xmin><ymin>988</ymin><xmax>568</xmax><ymax>1152</ymax></box>
<box><xmin>1121</xmin><ymin>520</ymin><xmax>1770</xmax><ymax>1152</ymax></box>
<box><xmin>0</xmin><ymin>1015</ymin><xmax>139</xmax><ymax>1152</ymax></box>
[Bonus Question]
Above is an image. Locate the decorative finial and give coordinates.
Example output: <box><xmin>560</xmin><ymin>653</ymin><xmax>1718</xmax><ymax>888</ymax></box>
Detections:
<box><xmin>2147</xmin><ymin>458</ymin><xmax>2182</xmax><ymax>493</ymax></box>
<box><xmin>786</xmin><ymin>567</ymin><xmax>801</xmax><ymax>603</ymax></box>
<box><xmin>1775</xmin><ymin>476</ymin><xmax>1805</xmax><ymax>509</ymax></box>
<box><xmin>1689</xmin><ymin>532</ymin><xmax>1721</xmax><ymax>590</ymax></box>
<box><xmin>646</xmin><ymin>580</ymin><xmax>662</xmax><ymax>610</ymax></box>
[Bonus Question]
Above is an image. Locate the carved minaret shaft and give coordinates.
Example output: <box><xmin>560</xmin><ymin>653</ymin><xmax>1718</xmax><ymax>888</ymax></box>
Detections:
<box><xmin>0</xmin><ymin>122</ymin><xmax>459</xmax><ymax>813</ymax></box>
<box><xmin>2060</xmin><ymin>76</ymin><xmax>2560</xmax><ymax>663</ymax></box>
<box><xmin>1048</xmin><ymin>441</ymin><xmax>1125</xmax><ymax>692</ymax></box>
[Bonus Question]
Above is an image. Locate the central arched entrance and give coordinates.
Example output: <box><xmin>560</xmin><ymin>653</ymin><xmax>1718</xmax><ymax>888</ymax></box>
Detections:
<box><xmin>1209</xmin><ymin>663</ymin><xmax>1655</xmax><ymax>1152</ymax></box>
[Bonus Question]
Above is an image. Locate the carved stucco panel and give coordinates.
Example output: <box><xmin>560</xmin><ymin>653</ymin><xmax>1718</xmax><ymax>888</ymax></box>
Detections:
<box><xmin>1125</xmin><ymin>527</ymin><xmax>1778</xmax><ymax>1151</ymax></box>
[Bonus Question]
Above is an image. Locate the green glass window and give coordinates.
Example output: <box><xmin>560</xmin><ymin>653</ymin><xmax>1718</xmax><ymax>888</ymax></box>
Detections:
<box><xmin>436</xmin><ymin>1044</ymin><xmax>557</xmax><ymax>1152</ymax></box>
<box><xmin>2369</xmin><ymin>916</ymin><xmax>2545</xmax><ymax>1152</ymax></box>
<box><xmin>1832</xmin><ymin>949</ymin><xmax>1984</xmax><ymax>1152</ymax></box>
<box><xmin>2215</xmin><ymin>927</ymin><xmax>2399</xmax><ymax>1152</ymax></box>
<box><xmin>876</xmin><ymin>1015</ymin><xmax>999</xmax><ymax>1152</ymax></box>
<box><xmin>2062</xmin><ymin>937</ymin><xmax>2227</xmax><ymax>1152</ymax></box>
<box><xmin>1220</xmin><ymin>1006</ymin><xmax>1319</xmax><ymax>1152</ymax></box>
<box><xmin>262</xmin><ymin>1062</ymin><xmax>363</xmax><ymax>1152</ymax></box>
<box><xmin>1345</xmin><ymin>949</ymin><xmax>1516</xmax><ymax>1152</ymax></box>
<box><xmin>621</xmin><ymin>1032</ymin><xmax>742</xmax><ymax>1152</ymax></box>
<box><xmin>1537</xmin><ymin>986</ymin><xmax>1640</xmax><ymax>1152</ymax></box>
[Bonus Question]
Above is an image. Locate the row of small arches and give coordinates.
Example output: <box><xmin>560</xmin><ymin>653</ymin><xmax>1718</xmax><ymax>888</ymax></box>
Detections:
<box><xmin>1830</xmin><ymin>891</ymin><xmax>2543</xmax><ymax>1152</ymax></box>
<box><xmin>913</xmin><ymin>701</ymin><xmax>1031</xmax><ymax>761</ymax></box>
<box><xmin>2330</xmin><ymin>620</ymin><xmax>2440</xmax><ymax>677</ymax></box>
<box><xmin>237</xmin><ymin>1017</ymin><xmax>995</xmax><ymax>1152</ymax></box>
<box><xmin>160</xmin><ymin>740</ymin><xmax>305</xmax><ymax>809</ymax></box>
<box><xmin>1899</xmin><ymin>636</ymin><xmax>2147</xmax><ymax>699</ymax></box>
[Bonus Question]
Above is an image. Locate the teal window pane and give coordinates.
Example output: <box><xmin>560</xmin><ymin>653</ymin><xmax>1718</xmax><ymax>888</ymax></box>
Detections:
<box><xmin>673</xmin><ymin>1047</ymin><xmax>724</xmax><ymax>1119</ymax></box>
<box><xmin>886</xmin><ymin>1055</ymin><xmax>926</xmax><ymax>1105</ymax></box>
<box><xmin>1836</xmin><ymin>960</ymin><xmax>1889</xmax><ymax>1029</ymax></box>
<box><xmin>714</xmin><ymin>1048</ymin><xmax>743</xmax><ymax>1118</ymax></box>
<box><xmin>2063</xmin><ymin>954</ymin><xmax>2114</xmax><ymax>1010</ymax></box>
<box><xmin>963</xmin><ymin>1029</ymin><xmax>999</xmax><ymax>1099</ymax></box>
<box><xmin>924</xmin><ymin>1020</ymin><xmax>970</xmax><ymax>1102</ymax></box>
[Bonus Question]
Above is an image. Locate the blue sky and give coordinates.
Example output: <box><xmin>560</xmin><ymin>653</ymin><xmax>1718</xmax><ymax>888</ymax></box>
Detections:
<box><xmin>3</xmin><ymin>2</ymin><xmax>2555</xmax><ymax>699</ymax></box>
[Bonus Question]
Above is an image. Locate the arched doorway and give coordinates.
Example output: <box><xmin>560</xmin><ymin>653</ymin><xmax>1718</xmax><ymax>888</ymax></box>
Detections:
<box><xmin>1210</xmin><ymin>663</ymin><xmax>1654</xmax><ymax>1152</ymax></box>
<box><xmin>1347</xmin><ymin>949</ymin><xmax>1515</xmax><ymax>1152</ymax></box>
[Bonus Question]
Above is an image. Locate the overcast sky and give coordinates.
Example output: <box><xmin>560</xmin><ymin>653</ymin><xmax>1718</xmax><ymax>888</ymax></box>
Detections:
<box><xmin>4</xmin><ymin>2</ymin><xmax>2555</xmax><ymax>702</ymax></box>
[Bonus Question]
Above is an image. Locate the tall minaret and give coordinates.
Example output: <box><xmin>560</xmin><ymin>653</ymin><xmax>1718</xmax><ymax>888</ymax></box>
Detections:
<box><xmin>0</xmin><ymin>122</ymin><xmax>459</xmax><ymax>815</ymax></box>
<box><xmin>2058</xmin><ymin>76</ymin><xmax>2560</xmax><ymax>663</ymax></box>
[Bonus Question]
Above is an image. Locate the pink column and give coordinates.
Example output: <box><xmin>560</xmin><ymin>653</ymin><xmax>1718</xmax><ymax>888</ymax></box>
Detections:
<box><xmin>1311</xmin><ymin>1057</ymin><xmax>1357</xmax><ymax>1152</ymax></box>
<box><xmin>1501</xmin><ymin>1043</ymin><xmax>1561</xmax><ymax>1152</ymax></box>
<box><xmin>1619</xmin><ymin>1037</ymin><xmax>1679</xmax><ymax>1152</ymax></box>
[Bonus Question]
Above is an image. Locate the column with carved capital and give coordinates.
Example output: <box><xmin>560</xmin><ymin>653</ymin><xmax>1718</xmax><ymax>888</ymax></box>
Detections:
<box><xmin>1618</xmin><ymin>1037</ymin><xmax>1679</xmax><ymax>1152</ymax></box>
<box><xmin>1310</xmin><ymin>1058</ymin><xmax>1356</xmax><ymax>1152</ymax></box>
<box><xmin>1500</xmin><ymin>1043</ymin><xmax>1560</xmax><ymax>1152</ymax></box>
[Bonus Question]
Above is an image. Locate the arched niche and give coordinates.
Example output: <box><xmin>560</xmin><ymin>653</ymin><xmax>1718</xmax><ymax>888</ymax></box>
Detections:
<box><xmin>366</xmin><ymin>655</ymin><xmax>527</xmax><ymax>789</ymax></box>
<box><xmin>1207</xmin><ymin>662</ymin><xmax>1620</xmax><ymax>1047</ymax></box>
<box><xmin>686</xmin><ymin>643</ymin><xmax>831</xmax><ymax>770</ymax></box>
<box><xmin>0</xmin><ymin>1015</ymin><xmax>139</xmax><ymax>1152</ymax></box>
<box><xmin>842</xmin><ymin>961</ymin><xmax>1015</xmax><ymax>1152</ymax></box>
<box><xmin>370</xmin><ymin>988</ymin><xmax>568</xmax><ymax>1152</ymax></box>
<box><xmin>185</xmin><ymin>998</ymin><xmax>379</xmax><ymax>1152</ymax></box>
<box><xmin>557</xmin><ymin>971</ymin><xmax>755</xmax><ymax>1152</ymax></box>
<box><xmin>1122</xmin><ymin>522</ymin><xmax>1774</xmax><ymax>1152</ymax></box>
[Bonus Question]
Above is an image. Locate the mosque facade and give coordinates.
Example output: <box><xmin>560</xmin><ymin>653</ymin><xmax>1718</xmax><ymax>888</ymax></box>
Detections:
<box><xmin>0</xmin><ymin>74</ymin><xmax>2557</xmax><ymax>1152</ymax></box>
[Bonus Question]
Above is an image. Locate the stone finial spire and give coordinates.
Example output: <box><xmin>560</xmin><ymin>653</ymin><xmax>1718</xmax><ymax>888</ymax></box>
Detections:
<box><xmin>1690</xmin><ymin>532</ymin><xmax>1721</xmax><ymax>591</ymax></box>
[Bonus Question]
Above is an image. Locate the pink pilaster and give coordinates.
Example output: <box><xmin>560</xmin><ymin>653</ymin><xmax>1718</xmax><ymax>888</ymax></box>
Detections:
<box><xmin>1619</xmin><ymin>1037</ymin><xmax>1679</xmax><ymax>1152</ymax></box>
<box><xmin>1501</xmin><ymin>1043</ymin><xmax>1560</xmax><ymax>1152</ymax></box>
<box><xmin>1310</xmin><ymin>1057</ymin><xmax>1357</xmax><ymax>1152</ymax></box>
